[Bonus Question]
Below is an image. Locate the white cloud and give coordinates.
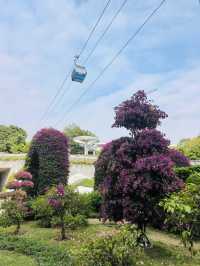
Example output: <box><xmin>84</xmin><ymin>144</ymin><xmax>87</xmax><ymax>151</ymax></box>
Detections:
<box><xmin>0</xmin><ymin>0</ymin><xmax>199</xmax><ymax>143</ymax></box>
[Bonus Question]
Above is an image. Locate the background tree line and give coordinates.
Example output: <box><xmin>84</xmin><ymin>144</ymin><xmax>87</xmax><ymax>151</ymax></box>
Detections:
<box><xmin>0</xmin><ymin>125</ymin><xmax>28</xmax><ymax>153</ymax></box>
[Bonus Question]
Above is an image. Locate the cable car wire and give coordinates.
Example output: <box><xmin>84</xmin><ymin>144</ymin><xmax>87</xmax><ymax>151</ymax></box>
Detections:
<box><xmin>38</xmin><ymin>0</ymin><xmax>112</xmax><ymax>125</ymax></box>
<box><xmin>83</xmin><ymin>0</ymin><xmax>128</xmax><ymax>64</ymax></box>
<box><xmin>39</xmin><ymin>68</ymin><xmax>72</xmax><ymax>123</ymax></box>
<box><xmin>78</xmin><ymin>0</ymin><xmax>112</xmax><ymax>58</ymax></box>
<box><xmin>55</xmin><ymin>0</ymin><xmax>167</xmax><ymax>127</ymax></box>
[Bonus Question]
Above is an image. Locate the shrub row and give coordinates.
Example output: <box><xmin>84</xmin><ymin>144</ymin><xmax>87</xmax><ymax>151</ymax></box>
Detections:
<box><xmin>0</xmin><ymin>234</ymin><xmax>72</xmax><ymax>266</ymax></box>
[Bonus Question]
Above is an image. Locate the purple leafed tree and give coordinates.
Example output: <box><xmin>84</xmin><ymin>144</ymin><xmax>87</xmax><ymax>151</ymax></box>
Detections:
<box><xmin>112</xmin><ymin>90</ymin><xmax>167</xmax><ymax>136</ymax></box>
<box><xmin>95</xmin><ymin>90</ymin><xmax>185</xmax><ymax>243</ymax></box>
<box><xmin>25</xmin><ymin>128</ymin><xmax>69</xmax><ymax>196</ymax></box>
<box><xmin>168</xmin><ymin>148</ymin><xmax>190</xmax><ymax>167</ymax></box>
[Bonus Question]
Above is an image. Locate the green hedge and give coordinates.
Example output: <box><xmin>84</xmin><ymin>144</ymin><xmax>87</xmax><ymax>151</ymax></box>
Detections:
<box><xmin>175</xmin><ymin>165</ymin><xmax>200</xmax><ymax>181</ymax></box>
<box><xmin>0</xmin><ymin>235</ymin><xmax>72</xmax><ymax>266</ymax></box>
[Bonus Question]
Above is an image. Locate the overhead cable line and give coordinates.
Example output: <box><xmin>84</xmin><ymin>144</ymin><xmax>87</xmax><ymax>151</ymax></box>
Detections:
<box><xmin>38</xmin><ymin>0</ymin><xmax>112</xmax><ymax>125</ymax></box>
<box><xmin>83</xmin><ymin>0</ymin><xmax>128</xmax><ymax>64</ymax></box>
<box><xmin>55</xmin><ymin>0</ymin><xmax>167</xmax><ymax>127</ymax></box>
<box><xmin>78</xmin><ymin>0</ymin><xmax>112</xmax><ymax>58</ymax></box>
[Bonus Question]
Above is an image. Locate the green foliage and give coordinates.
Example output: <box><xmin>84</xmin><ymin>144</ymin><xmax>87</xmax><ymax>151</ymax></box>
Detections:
<box><xmin>175</xmin><ymin>165</ymin><xmax>200</xmax><ymax>181</ymax></box>
<box><xmin>80</xmin><ymin>225</ymin><xmax>137</xmax><ymax>266</ymax></box>
<box><xmin>0</xmin><ymin>234</ymin><xmax>72</xmax><ymax>266</ymax></box>
<box><xmin>0</xmin><ymin>125</ymin><xmax>27</xmax><ymax>153</ymax></box>
<box><xmin>63</xmin><ymin>123</ymin><xmax>96</xmax><ymax>154</ymax></box>
<box><xmin>160</xmin><ymin>183</ymin><xmax>200</xmax><ymax>255</ymax></box>
<box><xmin>0</xmin><ymin>200</ymin><xmax>25</xmax><ymax>234</ymax></box>
<box><xmin>0</xmin><ymin>250</ymin><xmax>36</xmax><ymax>266</ymax></box>
<box><xmin>52</xmin><ymin>214</ymin><xmax>88</xmax><ymax>230</ymax></box>
<box><xmin>178</xmin><ymin>136</ymin><xmax>200</xmax><ymax>160</ymax></box>
<box><xmin>77</xmin><ymin>191</ymin><xmax>102</xmax><ymax>218</ymax></box>
<box><xmin>187</xmin><ymin>173</ymin><xmax>200</xmax><ymax>185</ymax></box>
<box><xmin>31</xmin><ymin>196</ymin><xmax>54</xmax><ymax>227</ymax></box>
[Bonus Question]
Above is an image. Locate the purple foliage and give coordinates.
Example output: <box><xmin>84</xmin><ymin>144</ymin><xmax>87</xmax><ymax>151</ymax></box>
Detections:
<box><xmin>135</xmin><ymin>129</ymin><xmax>170</xmax><ymax>157</ymax></box>
<box><xmin>112</xmin><ymin>90</ymin><xmax>167</xmax><ymax>134</ymax></box>
<box><xmin>26</xmin><ymin>128</ymin><xmax>69</xmax><ymax>196</ymax></box>
<box><xmin>15</xmin><ymin>171</ymin><xmax>33</xmax><ymax>180</ymax></box>
<box><xmin>95</xmin><ymin>90</ymin><xmax>183</xmax><ymax>230</ymax></box>
<box><xmin>7</xmin><ymin>171</ymin><xmax>34</xmax><ymax>190</ymax></box>
<box><xmin>168</xmin><ymin>148</ymin><xmax>190</xmax><ymax>167</ymax></box>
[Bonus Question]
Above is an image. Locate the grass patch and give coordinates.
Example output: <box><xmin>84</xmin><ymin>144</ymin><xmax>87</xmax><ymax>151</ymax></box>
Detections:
<box><xmin>73</xmin><ymin>178</ymin><xmax>94</xmax><ymax>188</ymax></box>
<box><xmin>70</xmin><ymin>158</ymin><xmax>96</xmax><ymax>165</ymax></box>
<box><xmin>0</xmin><ymin>250</ymin><xmax>36</xmax><ymax>266</ymax></box>
<box><xmin>0</xmin><ymin>155</ymin><xmax>26</xmax><ymax>161</ymax></box>
<box><xmin>0</xmin><ymin>220</ymin><xmax>200</xmax><ymax>265</ymax></box>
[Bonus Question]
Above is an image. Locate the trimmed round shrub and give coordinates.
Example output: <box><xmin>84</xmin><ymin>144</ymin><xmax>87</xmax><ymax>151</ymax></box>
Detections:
<box><xmin>25</xmin><ymin>128</ymin><xmax>69</xmax><ymax>196</ymax></box>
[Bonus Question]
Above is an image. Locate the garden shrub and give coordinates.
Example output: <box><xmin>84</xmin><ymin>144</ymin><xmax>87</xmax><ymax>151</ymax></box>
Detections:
<box><xmin>31</xmin><ymin>195</ymin><xmax>54</xmax><ymax>227</ymax></box>
<box><xmin>0</xmin><ymin>234</ymin><xmax>72</xmax><ymax>266</ymax></box>
<box><xmin>77</xmin><ymin>191</ymin><xmax>102</xmax><ymax>218</ymax></box>
<box><xmin>0</xmin><ymin>197</ymin><xmax>25</xmax><ymax>234</ymax></box>
<box><xmin>161</xmin><ymin>183</ymin><xmax>200</xmax><ymax>255</ymax></box>
<box><xmin>186</xmin><ymin>172</ymin><xmax>200</xmax><ymax>185</ymax></box>
<box><xmin>175</xmin><ymin>167</ymin><xmax>192</xmax><ymax>181</ymax></box>
<box><xmin>51</xmin><ymin>214</ymin><xmax>88</xmax><ymax>230</ymax></box>
<box><xmin>25</xmin><ymin>128</ymin><xmax>69</xmax><ymax>196</ymax></box>
<box><xmin>31</xmin><ymin>186</ymin><xmax>92</xmax><ymax>227</ymax></box>
<box><xmin>175</xmin><ymin>165</ymin><xmax>200</xmax><ymax>181</ymax></box>
<box><xmin>80</xmin><ymin>225</ymin><xmax>137</xmax><ymax>266</ymax></box>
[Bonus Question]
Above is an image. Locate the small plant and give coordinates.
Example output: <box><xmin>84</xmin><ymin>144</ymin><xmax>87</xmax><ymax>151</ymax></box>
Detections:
<box><xmin>48</xmin><ymin>184</ymin><xmax>79</xmax><ymax>240</ymax></box>
<box><xmin>0</xmin><ymin>171</ymin><xmax>34</xmax><ymax>234</ymax></box>
<box><xmin>80</xmin><ymin>224</ymin><xmax>137</xmax><ymax>266</ymax></box>
<box><xmin>31</xmin><ymin>195</ymin><xmax>54</xmax><ymax>227</ymax></box>
<box><xmin>0</xmin><ymin>190</ymin><xmax>27</xmax><ymax>234</ymax></box>
<box><xmin>51</xmin><ymin>214</ymin><xmax>88</xmax><ymax>230</ymax></box>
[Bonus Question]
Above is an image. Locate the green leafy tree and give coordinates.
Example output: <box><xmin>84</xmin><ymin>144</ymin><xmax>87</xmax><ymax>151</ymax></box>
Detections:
<box><xmin>63</xmin><ymin>123</ymin><xmax>96</xmax><ymax>154</ymax></box>
<box><xmin>178</xmin><ymin>136</ymin><xmax>200</xmax><ymax>160</ymax></box>
<box><xmin>161</xmin><ymin>181</ymin><xmax>200</xmax><ymax>255</ymax></box>
<box><xmin>0</xmin><ymin>125</ymin><xmax>27</xmax><ymax>153</ymax></box>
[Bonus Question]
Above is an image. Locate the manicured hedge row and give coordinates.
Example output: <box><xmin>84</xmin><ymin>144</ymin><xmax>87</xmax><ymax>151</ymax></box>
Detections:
<box><xmin>0</xmin><ymin>235</ymin><xmax>72</xmax><ymax>266</ymax></box>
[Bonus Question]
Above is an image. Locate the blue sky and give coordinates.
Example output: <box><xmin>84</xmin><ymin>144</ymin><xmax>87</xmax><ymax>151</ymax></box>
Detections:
<box><xmin>0</xmin><ymin>0</ymin><xmax>200</xmax><ymax>144</ymax></box>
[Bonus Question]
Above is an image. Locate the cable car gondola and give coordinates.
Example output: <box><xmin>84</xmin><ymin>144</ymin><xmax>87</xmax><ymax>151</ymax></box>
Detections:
<box><xmin>71</xmin><ymin>56</ymin><xmax>87</xmax><ymax>83</ymax></box>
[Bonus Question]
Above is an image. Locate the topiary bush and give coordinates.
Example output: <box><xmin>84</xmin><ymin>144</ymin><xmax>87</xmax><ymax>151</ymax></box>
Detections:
<box><xmin>25</xmin><ymin>128</ymin><xmax>69</xmax><ymax>196</ymax></box>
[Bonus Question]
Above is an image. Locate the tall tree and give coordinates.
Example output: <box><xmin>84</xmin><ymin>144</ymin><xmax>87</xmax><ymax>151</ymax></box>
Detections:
<box><xmin>25</xmin><ymin>128</ymin><xmax>69</xmax><ymax>196</ymax></box>
<box><xmin>0</xmin><ymin>125</ymin><xmax>27</xmax><ymax>153</ymax></box>
<box><xmin>178</xmin><ymin>136</ymin><xmax>200</xmax><ymax>160</ymax></box>
<box><xmin>95</xmin><ymin>90</ymin><xmax>184</xmax><ymax>245</ymax></box>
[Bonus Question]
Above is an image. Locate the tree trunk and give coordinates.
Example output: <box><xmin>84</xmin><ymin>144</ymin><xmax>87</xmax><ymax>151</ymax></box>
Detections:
<box><xmin>15</xmin><ymin>221</ymin><xmax>20</xmax><ymax>234</ymax></box>
<box><xmin>60</xmin><ymin>215</ymin><xmax>66</xmax><ymax>240</ymax></box>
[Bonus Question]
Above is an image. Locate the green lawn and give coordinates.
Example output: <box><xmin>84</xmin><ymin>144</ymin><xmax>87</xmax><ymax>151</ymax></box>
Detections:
<box><xmin>73</xmin><ymin>178</ymin><xmax>94</xmax><ymax>188</ymax></box>
<box><xmin>0</xmin><ymin>250</ymin><xmax>36</xmax><ymax>266</ymax></box>
<box><xmin>0</xmin><ymin>220</ymin><xmax>200</xmax><ymax>266</ymax></box>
